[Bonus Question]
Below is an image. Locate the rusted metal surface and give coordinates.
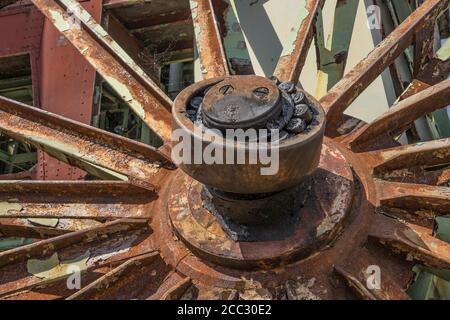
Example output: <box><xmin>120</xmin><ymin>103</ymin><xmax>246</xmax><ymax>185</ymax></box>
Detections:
<box><xmin>369</xmin><ymin>214</ymin><xmax>450</xmax><ymax>270</ymax></box>
<box><xmin>0</xmin><ymin>218</ymin><xmax>147</xmax><ymax>267</ymax></box>
<box><xmin>376</xmin><ymin>180</ymin><xmax>449</xmax><ymax>218</ymax></box>
<box><xmin>67</xmin><ymin>251</ymin><xmax>160</xmax><ymax>300</ymax></box>
<box><xmin>190</xmin><ymin>0</ymin><xmax>230</xmax><ymax>79</ymax></box>
<box><xmin>102</xmin><ymin>0</ymin><xmax>148</xmax><ymax>9</ymax></box>
<box><xmin>0</xmin><ymin>0</ymin><xmax>449</xmax><ymax>301</ymax></box>
<box><xmin>107</xmin><ymin>13</ymin><xmax>160</xmax><ymax>82</ymax></box>
<box><xmin>0</xmin><ymin>181</ymin><xmax>156</xmax><ymax>219</ymax></box>
<box><xmin>0</xmin><ymin>222</ymin><xmax>154</xmax><ymax>298</ymax></box>
<box><xmin>0</xmin><ymin>96</ymin><xmax>173</xmax><ymax>190</ymax></box>
<box><xmin>173</xmin><ymin>76</ymin><xmax>325</xmax><ymax>194</ymax></box>
<box><xmin>31</xmin><ymin>0</ymin><xmax>173</xmax><ymax>143</ymax></box>
<box><xmin>0</xmin><ymin>220</ymin><xmax>70</xmax><ymax>238</ymax></box>
<box><xmin>167</xmin><ymin>142</ymin><xmax>353</xmax><ymax>269</ymax></box>
<box><xmin>0</xmin><ymin>0</ymin><xmax>18</xmax><ymax>9</ymax></box>
<box><xmin>273</xmin><ymin>0</ymin><xmax>325</xmax><ymax>83</ymax></box>
<box><xmin>320</xmin><ymin>0</ymin><xmax>449</xmax><ymax>137</ymax></box>
<box><xmin>413</xmin><ymin>2</ymin><xmax>442</xmax><ymax>78</ymax></box>
<box><xmin>159</xmin><ymin>276</ymin><xmax>192</xmax><ymax>300</ymax></box>
<box><xmin>367</xmin><ymin>138</ymin><xmax>450</xmax><ymax>175</ymax></box>
<box><xmin>36</xmin><ymin>0</ymin><xmax>101</xmax><ymax>180</ymax></box>
<box><xmin>334</xmin><ymin>248</ymin><xmax>411</xmax><ymax>300</ymax></box>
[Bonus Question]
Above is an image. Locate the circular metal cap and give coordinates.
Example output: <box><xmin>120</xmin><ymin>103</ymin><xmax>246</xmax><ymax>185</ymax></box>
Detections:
<box><xmin>202</xmin><ymin>76</ymin><xmax>281</xmax><ymax>130</ymax></box>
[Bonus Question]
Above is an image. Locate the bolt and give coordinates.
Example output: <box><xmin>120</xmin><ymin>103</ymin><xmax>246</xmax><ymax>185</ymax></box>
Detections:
<box><xmin>285</xmin><ymin>118</ymin><xmax>306</xmax><ymax>134</ymax></box>
<box><xmin>279</xmin><ymin>81</ymin><xmax>295</xmax><ymax>94</ymax></box>
<box><xmin>219</xmin><ymin>84</ymin><xmax>234</xmax><ymax>95</ymax></box>
<box><xmin>293</xmin><ymin>104</ymin><xmax>313</xmax><ymax>123</ymax></box>
<box><xmin>291</xmin><ymin>92</ymin><xmax>305</xmax><ymax>105</ymax></box>
<box><xmin>253</xmin><ymin>87</ymin><xmax>269</xmax><ymax>99</ymax></box>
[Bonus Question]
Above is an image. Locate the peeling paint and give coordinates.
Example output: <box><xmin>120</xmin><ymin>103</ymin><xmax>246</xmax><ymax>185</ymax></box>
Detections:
<box><xmin>27</xmin><ymin>251</ymin><xmax>89</xmax><ymax>281</ymax></box>
<box><xmin>436</xmin><ymin>38</ymin><xmax>450</xmax><ymax>61</ymax></box>
<box><xmin>27</xmin><ymin>218</ymin><xmax>59</xmax><ymax>228</ymax></box>
<box><xmin>48</xmin><ymin>8</ymin><xmax>71</xmax><ymax>32</ymax></box>
<box><xmin>0</xmin><ymin>201</ymin><xmax>23</xmax><ymax>216</ymax></box>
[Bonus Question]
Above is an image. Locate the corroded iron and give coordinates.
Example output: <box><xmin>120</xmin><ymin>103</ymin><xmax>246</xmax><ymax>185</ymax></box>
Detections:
<box><xmin>0</xmin><ymin>0</ymin><xmax>448</xmax><ymax>301</ymax></box>
<box><xmin>172</xmin><ymin>75</ymin><xmax>325</xmax><ymax>194</ymax></box>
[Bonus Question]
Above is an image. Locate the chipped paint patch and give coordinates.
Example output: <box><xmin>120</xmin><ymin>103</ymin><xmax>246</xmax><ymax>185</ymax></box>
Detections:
<box><xmin>0</xmin><ymin>200</ymin><xmax>22</xmax><ymax>216</ymax></box>
<box><xmin>316</xmin><ymin>213</ymin><xmax>343</xmax><ymax>237</ymax></box>
<box><xmin>87</xmin><ymin>233</ymin><xmax>137</xmax><ymax>266</ymax></box>
<box><xmin>48</xmin><ymin>8</ymin><xmax>71</xmax><ymax>32</ymax></box>
<box><xmin>436</xmin><ymin>38</ymin><xmax>450</xmax><ymax>61</ymax></box>
<box><xmin>27</xmin><ymin>251</ymin><xmax>89</xmax><ymax>281</ymax></box>
<box><xmin>27</xmin><ymin>218</ymin><xmax>59</xmax><ymax>228</ymax></box>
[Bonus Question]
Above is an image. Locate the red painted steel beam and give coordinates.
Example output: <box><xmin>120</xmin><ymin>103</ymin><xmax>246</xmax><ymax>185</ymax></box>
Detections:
<box><xmin>36</xmin><ymin>0</ymin><xmax>101</xmax><ymax>180</ymax></box>
<box><xmin>0</xmin><ymin>6</ymin><xmax>44</xmax><ymax>108</ymax></box>
<box><xmin>31</xmin><ymin>0</ymin><xmax>173</xmax><ymax>143</ymax></box>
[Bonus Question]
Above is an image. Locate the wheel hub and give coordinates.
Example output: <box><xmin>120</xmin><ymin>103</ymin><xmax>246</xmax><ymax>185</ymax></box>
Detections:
<box><xmin>168</xmin><ymin>76</ymin><xmax>354</xmax><ymax>270</ymax></box>
<box><xmin>202</xmin><ymin>76</ymin><xmax>282</xmax><ymax>131</ymax></box>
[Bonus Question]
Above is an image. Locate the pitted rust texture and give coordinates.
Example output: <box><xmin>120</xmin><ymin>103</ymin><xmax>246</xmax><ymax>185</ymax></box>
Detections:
<box><xmin>0</xmin><ymin>0</ymin><xmax>449</xmax><ymax>301</ymax></box>
<box><xmin>166</xmin><ymin>142</ymin><xmax>353</xmax><ymax>269</ymax></box>
<box><xmin>0</xmin><ymin>181</ymin><xmax>157</xmax><ymax>219</ymax></box>
<box><xmin>190</xmin><ymin>0</ymin><xmax>230</xmax><ymax>79</ymax></box>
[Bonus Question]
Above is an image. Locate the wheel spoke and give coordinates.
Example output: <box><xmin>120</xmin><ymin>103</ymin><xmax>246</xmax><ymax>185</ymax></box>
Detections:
<box><xmin>369</xmin><ymin>215</ymin><xmax>450</xmax><ymax>270</ymax></box>
<box><xmin>319</xmin><ymin>0</ymin><xmax>448</xmax><ymax>136</ymax></box>
<box><xmin>0</xmin><ymin>181</ymin><xmax>156</xmax><ymax>219</ymax></box>
<box><xmin>0</xmin><ymin>96</ymin><xmax>173</xmax><ymax>190</ymax></box>
<box><xmin>0</xmin><ymin>220</ymin><xmax>70</xmax><ymax>239</ymax></box>
<box><xmin>349</xmin><ymin>79</ymin><xmax>450</xmax><ymax>150</ymax></box>
<box><xmin>67</xmin><ymin>251</ymin><xmax>159</xmax><ymax>300</ymax></box>
<box><xmin>335</xmin><ymin>248</ymin><xmax>411</xmax><ymax>300</ymax></box>
<box><xmin>376</xmin><ymin>180</ymin><xmax>450</xmax><ymax>215</ymax></box>
<box><xmin>366</xmin><ymin>138</ymin><xmax>450</xmax><ymax>174</ymax></box>
<box><xmin>190</xmin><ymin>0</ymin><xmax>230</xmax><ymax>79</ymax></box>
<box><xmin>0</xmin><ymin>218</ymin><xmax>148</xmax><ymax>268</ymax></box>
<box><xmin>149</xmin><ymin>273</ymin><xmax>192</xmax><ymax>300</ymax></box>
<box><xmin>0</xmin><ymin>221</ymin><xmax>151</xmax><ymax>298</ymax></box>
<box><xmin>31</xmin><ymin>0</ymin><xmax>173</xmax><ymax>142</ymax></box>
<box><xmin>273</xmin><ymin>0</ymin><xmax>325</xmax><ymax>83</ymax></box>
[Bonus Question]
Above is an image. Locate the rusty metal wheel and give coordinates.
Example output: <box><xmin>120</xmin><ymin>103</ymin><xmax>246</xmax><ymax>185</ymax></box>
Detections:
<box><xmin>0</xmin><ymin>0</ymin><xmax>449</xmax><ymax>300</ymax></box>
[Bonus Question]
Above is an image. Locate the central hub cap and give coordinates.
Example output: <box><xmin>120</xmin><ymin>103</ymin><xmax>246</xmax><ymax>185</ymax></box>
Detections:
<box><xmin>172</xmin><ymin>75</ymin><xmax>326</xmax><ymax>194</ymax></box>
<box><xmin>168</xmin><ymin>76</ymin><xmax>353</xmax><ymax>270</ymax></box>
<box><xmin>202</xmin><ymin>76</ymin><xmax>281</xmax><ymax>130</ymax></box>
